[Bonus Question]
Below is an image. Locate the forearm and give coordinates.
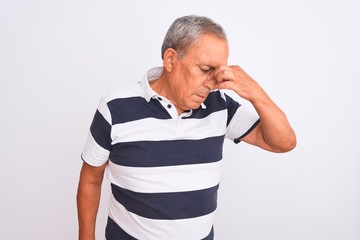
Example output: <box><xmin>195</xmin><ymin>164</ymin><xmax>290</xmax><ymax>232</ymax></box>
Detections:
<box><xmin>77</xmin><ymin>178</ymin><xmax>102</xmax><ymax>240</ymax></box>
<box><xmin>249</xmin><ymin>86</ymin><xmax>296</xmax><ymax>152</ymax></box>
<box><xmin>76</xmin><ymin>161</ymin><xmax>107</xmax><ymax>240</ymax></box>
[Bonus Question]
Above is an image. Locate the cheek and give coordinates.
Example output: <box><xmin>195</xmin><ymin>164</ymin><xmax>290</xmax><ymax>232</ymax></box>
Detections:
<box><xmin>177</xmin><ymin>68</ymin><xmax>206</xmax><ymax>96</ymax></box>
<box><xmin>185</xmin><ymin>79</ymin><xmax>203</xmax><ymax>95</ymax></box>
<box><xmin>187</xmin><ymin>72</ymin><xmax>206</xmax><ymax>88</ymax></box>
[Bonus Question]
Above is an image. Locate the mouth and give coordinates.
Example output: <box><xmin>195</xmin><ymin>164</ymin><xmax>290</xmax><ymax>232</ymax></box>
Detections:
<box><xmin>196</xmin><ymin>90</ymin><xmax>210</xmax><ymax>99</ymax></box>
<box><xmin>195</xmin><ymin>94</ymin><xmax>208</xmax><ymax>101</ymax></box>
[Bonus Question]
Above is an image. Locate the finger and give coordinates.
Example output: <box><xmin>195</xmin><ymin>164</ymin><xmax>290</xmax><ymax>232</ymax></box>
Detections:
<box><xmin>216</xmin><ymin>79</ymin><xmax>234</xmax><ymax>90</ymax></box>
<box><xmin>214</xmin><ymin>69</ymin><xmax>234</xmax><ymax>83</ymax></box>
<box><xmin>212</xmin><ymin>66</ymin><xmax>229</xmax><ymax>79</ymax></box>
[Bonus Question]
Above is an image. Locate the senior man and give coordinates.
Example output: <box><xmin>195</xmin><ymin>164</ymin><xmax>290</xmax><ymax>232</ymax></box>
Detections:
<box><xmin>77</xmin><ymin>15</ymin><xmax>296</xmax><ymax>240</ymax></box>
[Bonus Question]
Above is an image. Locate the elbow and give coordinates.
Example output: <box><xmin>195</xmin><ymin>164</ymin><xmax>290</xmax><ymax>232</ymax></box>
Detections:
<box><xmin>264</xmin><ymin>129</ymin><xmax>297</xmax><ymax>153</ymax></box>
<box><xmin>260</xmin><ymin>124</ymin><xmax>297</xmax><ymax>153</ymax></box>
<box><xmin>282</xmin><ymin>138</ymin><xmax>297</xmax><ymax>153</ymax></box>
<box><xmin>276</xmin><ymin>132</ymin><xmax>297</xmax><ymax>153</ymax></box>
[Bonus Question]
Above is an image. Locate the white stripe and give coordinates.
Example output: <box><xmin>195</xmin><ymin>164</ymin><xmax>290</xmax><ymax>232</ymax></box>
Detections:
<box><xmin>97</xmin><ymin>97</ymin><xmax>112</xmax><ymax>125</ymax></box>
<box><xmin>225</xmin><ymin>105</ymin><xmax>259</xmax><ymax>140</ymax></box>
<box><xmin>81</xmin><ymin>133</ymin><xmax>109</xmax><ymax>166</ymax></box>
<box><xmin>108</xmin><ymin>195</ymin><xmax>215</xmax><ymax>240</ymax></box>
<box><xmin>103</xmin><ymin>84</ymin><xmax>143</xmax><ymax>103</ymax></box>
<box><xmin>111</xmin><ymin>110</ymin><xmax>227</xmax><ymax>144</ymax></box>
<box><xmin>107</xmin><ymin>160</ymin><xmax>222</xmax><ymax>193</ymax></box>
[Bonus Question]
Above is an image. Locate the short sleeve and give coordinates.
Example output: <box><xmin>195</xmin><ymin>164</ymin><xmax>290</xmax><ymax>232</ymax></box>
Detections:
<box><xmin>224</xmin><ymin>93</ymin><xmax>260</xmax><ymax>144</ymax></box>
<box><xmin>81</xmin><ymin>97</ymin><xmax>112</xmax><ymax>166</ymax></box>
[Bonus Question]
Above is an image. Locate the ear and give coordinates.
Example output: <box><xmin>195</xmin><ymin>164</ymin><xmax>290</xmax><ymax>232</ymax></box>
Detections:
<box><xmin>163</xmin><ymin>48</ymin><xmax>177</xmax><ymax>72</ymax></box>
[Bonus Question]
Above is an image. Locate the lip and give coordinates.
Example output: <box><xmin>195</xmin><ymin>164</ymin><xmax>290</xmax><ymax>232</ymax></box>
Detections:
<box><xmin>195</xmin><ymin>94</ymin><xmax>207</xmax><ymax>99</ymax></box>
<box><xmin>196</xmin><ymin>90</ymin><xmax>210</xmax><ymax>98</ymax></box>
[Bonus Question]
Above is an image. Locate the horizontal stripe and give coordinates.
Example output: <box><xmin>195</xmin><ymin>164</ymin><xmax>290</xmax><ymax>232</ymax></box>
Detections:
<box><xmin>235</xmin><ymin>119</ymin><xmax>261</xmax><ymax>143</ymax></box>
<box><xmin>224</xmin><ymin>93</ymin><xmax>241</xmax><ymax>126</ymax></box>
<box><xmin>90</xmin><ymin>110</ymin><xmax>112</xmax><ymax>151</ymax></box>
<box><xmin>98</xmin><ymin>97</ymin><xmax>112</xmax><ymax>125</ymax></box>
<box><xmin>106</xmin><ymin>217</ymin><xmax>136</xmax><ymax>240</ymax></box>
<box><xmin>107</xmin><ymin>160</ymin><xmax>222</xmax><ymax>193</ymax></box>
<box><xmin>81</xmin><ymin>132</ymin><xmax>109</xmax><ymax>166</ymax></box>
<box><xmin>103</xmin><ymin>83</ymin><xmax>143</xmax><ymax>103</ymax></box>
<box><xmin>108</xmin><ymin>97</ymin><xmax>171</xmax><ymax>124</ymax></box>
<box><xmin>106</xmin><ymin>216</ymin><xmax>214</xmax><ymax>240</ymax></box>
<box><xmin>108</xmin><ymin>195</ymin><xmax>216</xmax><ymax>240</ymax></box>
<box><xmin>186</xmin><ymin>91</ymin><xmax>226</xmax><ymax>119</ymax></box>
<box><xmin>110</xmin><ymin>135</ymin><xmax>224</xmax><ymax>167</ymax></box>
<box><xmin>111</xmin><ymin>183</ymin><xmax>218</xmax><ymax>220</ymax></box>
<box><xmin>110</xmin><ymin>109</ymin><xmax>227</xmax><ymax>144</ymax></box>
<box><xmin>225</xmin><ymin>104</ymin><xmax>260</xmax><ymax>141</ymax></box>
<box><xmin>203</xmin><ymin>226</ymin><xmax>214</xmax><ymax>240</ymax></box>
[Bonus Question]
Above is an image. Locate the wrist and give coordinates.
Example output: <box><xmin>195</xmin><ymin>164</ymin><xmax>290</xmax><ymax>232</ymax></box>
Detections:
<box><xmin>247</xmin><ymin>87</ymin><xmax>271</xmax><ymax>106</ymax></box>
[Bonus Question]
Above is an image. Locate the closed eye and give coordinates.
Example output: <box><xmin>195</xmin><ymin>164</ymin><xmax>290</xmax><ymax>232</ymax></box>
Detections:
<box><xmin>200</xmin><ymin>66</ymin><xmax>215</xmax><ymax>74</ymax></box>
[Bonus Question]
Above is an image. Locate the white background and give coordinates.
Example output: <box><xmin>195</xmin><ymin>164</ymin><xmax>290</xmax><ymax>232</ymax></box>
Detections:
<box><xmin>1</xmin><ymin>0</ymin><xmax>359</xmax><ymax>239</ymax></box>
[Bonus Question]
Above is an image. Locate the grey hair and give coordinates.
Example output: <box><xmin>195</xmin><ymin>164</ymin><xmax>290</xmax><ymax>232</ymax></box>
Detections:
<box><xmin>161</xmin><ymin>15</ymin><xmax>227</xmax><ymax>59</ymax></box>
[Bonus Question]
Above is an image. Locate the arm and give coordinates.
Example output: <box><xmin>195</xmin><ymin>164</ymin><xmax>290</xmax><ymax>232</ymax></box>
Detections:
<box><xmin>212</xmin><ymin>65</ymin><xmax>296</xmax><ymax>152</ymax></box>
<box><xmin>77</xmin><ymin>161</ymin><xmax>107</xmax><ymax>240</ymax></box>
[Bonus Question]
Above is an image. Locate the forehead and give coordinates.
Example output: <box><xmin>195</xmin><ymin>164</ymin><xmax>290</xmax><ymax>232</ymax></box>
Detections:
<box><xmin>185</xmin><ymin>34</ymin><xmax>229</xmax><ymax>66</ymax></box>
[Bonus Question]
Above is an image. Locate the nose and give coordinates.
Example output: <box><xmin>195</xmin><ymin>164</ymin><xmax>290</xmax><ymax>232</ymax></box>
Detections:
<box><xmin>204</xmin><ymin>75</ymin><xmax>216</xmax><ymax>91</ymax></box>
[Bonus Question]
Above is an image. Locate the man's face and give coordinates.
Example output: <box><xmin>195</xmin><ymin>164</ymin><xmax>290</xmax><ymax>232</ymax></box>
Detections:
<box><xmin>169</xmin><ymin>34</ymin><xmax>229</xmax><ymax>112</ymax></box>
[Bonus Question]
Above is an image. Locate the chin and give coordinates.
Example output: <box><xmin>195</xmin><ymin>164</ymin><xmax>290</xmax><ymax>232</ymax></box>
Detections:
<box><xmin>189</xmin><ymin>102</ymin><xmax>203</xmax><ymax>110</ymax></box>
<box><xmin>184</xmin><ymin>98</ymin><xmax>205</xmax><ymax>110</ymax></box>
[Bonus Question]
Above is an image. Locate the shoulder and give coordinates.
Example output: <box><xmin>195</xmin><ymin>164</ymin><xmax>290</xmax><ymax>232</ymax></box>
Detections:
<box><xmin>101</xmin><ymin>82</ymin><xmax>143</xmax><ymax>104</ymax></box>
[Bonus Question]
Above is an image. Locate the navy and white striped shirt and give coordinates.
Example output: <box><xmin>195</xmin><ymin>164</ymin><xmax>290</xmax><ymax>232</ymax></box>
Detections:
<box><xmin>81</xmin><ymin>67</ymin><xmax>260</xmax><ymax>240</ymax></box>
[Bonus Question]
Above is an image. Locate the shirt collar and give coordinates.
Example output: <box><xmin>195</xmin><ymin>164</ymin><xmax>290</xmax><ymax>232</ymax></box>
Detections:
<box><xmin>140</xmin><ymin>67</ymin><xmax>163</xmax><ymax>102</ymax></box>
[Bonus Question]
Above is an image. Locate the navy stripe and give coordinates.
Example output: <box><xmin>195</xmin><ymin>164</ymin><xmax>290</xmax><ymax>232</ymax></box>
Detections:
<box><xmin>106</xmin><ymin>216</ymin><xmax>214</xmax><ymax>240</ymax></box>
<box><xmin>202</xmin><ymin>226</ymin><xmax>214</xmax><ymax>240</ymax></box>
<box><xmin>234</xmin><ymin>119</ymin><xmax>261</xmax><ymax>143</ymax></box>
<box><xmin>186</xmin><ymin>91</ymin><xmax>226</xmax><ymax>119</ymax></box>
<box><xmin>224</xmin><ymin>93</ymin><xmax>241</xmax><ymax>127</ymax></box>
<box><xmin>108</xmin><ymin>97</ymin><xmax>171</xmax><ymax>124</ymax></box>
<box><xmin>110</xmin><ymin>135</ymin><xmax>224</xmax><ymax>167</ymax></box>
<box><xmin>106</xmin><ymin>217</ymin><xmax>137</xmax><ymax>240</ymax></box>
<box><xmin>112</xmin><ymin>183</ymin><xmax>218</xmax><ymax>220</ymax></box>
<box><xmin>90</xmin><ymin>110</ymin><xmax>112</xmax><ymax>151</ymax></box>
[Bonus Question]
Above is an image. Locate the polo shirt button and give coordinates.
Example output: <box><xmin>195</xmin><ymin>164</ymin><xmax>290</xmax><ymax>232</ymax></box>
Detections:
<box><xmin>167</xmin><ymin>104</ymin><xmax>172</xmax><ymax>109</ymax></box>
<box><xmin>158</xmin><ymin>97</ymin><xmax>162</xmax><ymax>101</ymax></box>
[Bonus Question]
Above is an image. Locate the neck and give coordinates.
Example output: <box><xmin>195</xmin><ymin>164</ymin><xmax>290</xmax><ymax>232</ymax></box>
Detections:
<box><xmin>150</xmin><ymin>73</ymin><xmax>184</xmax><ymax>115</ymax></box>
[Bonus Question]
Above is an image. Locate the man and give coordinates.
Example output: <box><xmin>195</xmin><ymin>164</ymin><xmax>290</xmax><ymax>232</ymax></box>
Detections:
<box><xmin>77</xmin><ymin>15</ymin><xmax>296</xmax><ymax>240</ymax></box>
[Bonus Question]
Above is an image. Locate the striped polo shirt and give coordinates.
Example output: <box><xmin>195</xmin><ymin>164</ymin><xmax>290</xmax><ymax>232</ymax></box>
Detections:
<box><xmin>81</xmin><ymin>67</ymin><xmax>260</xmax><ymax>240</ymax></box>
